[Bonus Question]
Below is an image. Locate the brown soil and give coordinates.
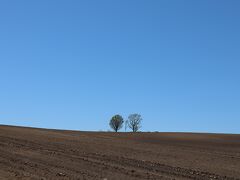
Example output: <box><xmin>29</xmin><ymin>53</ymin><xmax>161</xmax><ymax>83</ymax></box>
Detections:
<box><xmin>0</xmin><ymin>125</ymin><xmax>239</xmax><ymax>180</ymax></box>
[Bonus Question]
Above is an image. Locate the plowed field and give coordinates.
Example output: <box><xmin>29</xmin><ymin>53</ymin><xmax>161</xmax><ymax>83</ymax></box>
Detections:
<box><xmin>0</xmin><ymin>125</ymin><xmax>239</xmax><ymax>180</ymax></box>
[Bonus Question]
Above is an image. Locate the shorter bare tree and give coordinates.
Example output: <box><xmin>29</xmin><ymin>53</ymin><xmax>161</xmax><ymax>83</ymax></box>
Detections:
<box><xmin>125</xmin><ymin>119</ymin><xmax>128</xmax><ymax>132</ymax></box>
<box><xmin>109</xmin><ymin>115</ymin><xmax>124</xmax><ymax>132</ymax></box>
<box><xmin>128</xmin><ymin>113</ymin><xmax>142</xmax><ymax>132</ymax></box>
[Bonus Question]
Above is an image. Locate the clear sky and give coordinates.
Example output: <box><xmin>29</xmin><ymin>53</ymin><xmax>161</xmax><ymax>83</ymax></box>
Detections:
<box><xmin>0</xmin><ymin>0</ymin><xmax>239</xmax><ymax>133</ymax></box>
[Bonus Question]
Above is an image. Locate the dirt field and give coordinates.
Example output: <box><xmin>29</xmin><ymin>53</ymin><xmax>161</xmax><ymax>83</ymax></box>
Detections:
<box><xmin>0</xmin><ymin>125</ymin><xmax>239</xmax><ymax>180</ymax></box>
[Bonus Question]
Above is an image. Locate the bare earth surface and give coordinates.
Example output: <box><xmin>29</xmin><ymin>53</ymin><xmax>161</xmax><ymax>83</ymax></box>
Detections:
<box><xmin>0</xmin><ymin>125</ymin><xmax>239</xmax><ymax>180</ymax></box>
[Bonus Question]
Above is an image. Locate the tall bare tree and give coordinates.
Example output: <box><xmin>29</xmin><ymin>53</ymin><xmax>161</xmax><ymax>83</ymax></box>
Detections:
<box><xmin>128</xmin><ymin>114</ymin><xmax>142</xmax><ymax>132</ymax></box>
<box><xmin>109</xmin><ymin>115</ymin><xmax>124</xmax><ymax>132</ymax></box>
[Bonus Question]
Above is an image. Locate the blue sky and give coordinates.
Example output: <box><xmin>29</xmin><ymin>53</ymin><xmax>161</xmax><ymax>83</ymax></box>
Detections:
<box><xmin>0</xmin><ymin>0</ymin><xmax>239</xmax><ymax>133</ymax></box>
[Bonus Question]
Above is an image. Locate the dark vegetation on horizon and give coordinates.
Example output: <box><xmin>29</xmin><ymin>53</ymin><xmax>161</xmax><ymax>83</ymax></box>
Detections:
<box><xmin>109</xmin><ymin>113</ymin><xmax>142</xmax><ymax>132</ymax></box>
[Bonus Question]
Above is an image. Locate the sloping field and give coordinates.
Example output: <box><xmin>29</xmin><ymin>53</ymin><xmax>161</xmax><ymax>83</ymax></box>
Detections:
<box><xmin>0</xmin><ymin>125</ymin><xmax>239</xmax><ymax>180</ymax></box>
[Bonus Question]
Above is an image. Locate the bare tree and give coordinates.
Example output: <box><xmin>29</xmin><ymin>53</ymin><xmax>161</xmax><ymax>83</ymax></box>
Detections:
<box><xmin>109</xmin><ymin>115</ymin><xmax>124</xmax><ymax>132</ymax></box>
<box><xmin>125</xmin><ymin>119</ymin><xmax>128</xmax><ymax>132</ymax></box>
<box><xmin>128</xmin><ymin>114</ymin><xmax>142</xmax><ymax>132</ymax></box>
